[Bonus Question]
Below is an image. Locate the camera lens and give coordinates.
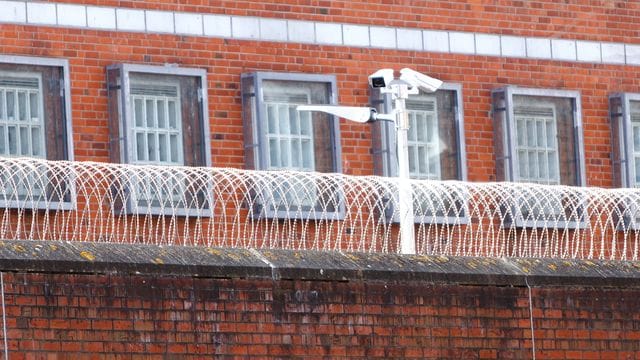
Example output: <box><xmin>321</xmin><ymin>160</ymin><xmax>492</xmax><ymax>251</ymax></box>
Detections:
<box><xmin>371</xmin><ymin>77</ymin><xmax>386</xmax><ymax>88</ymax></box>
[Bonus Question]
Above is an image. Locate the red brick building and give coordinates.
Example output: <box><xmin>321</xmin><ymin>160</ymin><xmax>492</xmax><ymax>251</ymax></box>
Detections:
<box><xmin>1</xmin><ymin>0</ymin><xmax>639</xmax><ymax>185</ymax></box>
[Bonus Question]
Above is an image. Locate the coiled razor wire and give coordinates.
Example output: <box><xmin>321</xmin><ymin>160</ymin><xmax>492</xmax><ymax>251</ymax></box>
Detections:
<box><xmin>0</xmin><ymin>158</ymin><xmax>639</xmax><ymax>260</ymax></box>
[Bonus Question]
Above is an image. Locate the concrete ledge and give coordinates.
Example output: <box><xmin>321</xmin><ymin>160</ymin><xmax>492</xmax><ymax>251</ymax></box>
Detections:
<box><xmin>0</xmin><ymin>240</ymin><xmax>270</xmax><ymax>279</ymax></box>
<box><xmin>0</xmin><ymin>240</ymin><xmax>639</xmax><ymax>287</ymax></box>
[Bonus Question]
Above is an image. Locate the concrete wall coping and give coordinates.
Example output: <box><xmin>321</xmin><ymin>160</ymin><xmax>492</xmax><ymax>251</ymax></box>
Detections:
<box><xmin>0</xmin><ymin>240</ymin><xmax>639</xmax><ymax>287</ymax></box>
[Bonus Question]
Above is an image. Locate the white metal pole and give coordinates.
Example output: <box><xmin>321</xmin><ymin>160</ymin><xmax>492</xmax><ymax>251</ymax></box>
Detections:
<box><xmin>393</xmin><ymin>84</ymin><xmax>416</xmax><ymax>254</ymax></box>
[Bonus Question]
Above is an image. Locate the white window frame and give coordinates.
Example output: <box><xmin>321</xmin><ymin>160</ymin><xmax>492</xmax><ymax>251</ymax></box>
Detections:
<box><xmin>492</xmin><ymin>86</ymin><xmax>586</xmax><ymax>228</ymax></box>
<box><xmin>130</xmin><ymin>79</ymin><xmax>184</xmax><ymax>166</ymax></box>
<box><xmin>513</xmin><ymin>101</ymin><xmax>560</xmax><ymax>185</ymax></box>
<box><xmin>241</xmin><ymin>72</ymin><xmax>344</xmax><ymax>220</ymax></box>
<box><xmin>0</xmin><ymin>55</ymin><xmax>75</xmax><ymax>211</ymax></box>
<box><xmin>372</xmin><ymin>83</ymin><xmax>468</xmax><ymax>225</ymax></box>
<box><xmin>406</xmin><ymin>94</ymin><xmax>442</xmax><ymax>180</ymax></box>
<box><xmin>263</xmin><ymin>86</ymin><xmax>316</xmax><ymax>172</ymax></box>
<box><xmin>0</xmin><ymin>71</ymin><xmax>46</xmax><ymax>200</ymax></box>
<box><xmin>0</xmin><ymin>71</ymin><xmax>46</xmax><ymax>159</ymax></box>
<box><xmin>107</xmin><ymin>63</ymin><xmax>212</xmax><ymax>217</ymax></box>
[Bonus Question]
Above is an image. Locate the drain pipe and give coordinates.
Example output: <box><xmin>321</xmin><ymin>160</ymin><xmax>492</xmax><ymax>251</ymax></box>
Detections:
<box><xmin>525</xmin><ymin>276</ymin><xmax>536</xmax><ymax>360</ymax></box>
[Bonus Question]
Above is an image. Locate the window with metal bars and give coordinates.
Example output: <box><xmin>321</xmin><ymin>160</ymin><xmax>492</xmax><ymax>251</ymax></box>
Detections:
<box><xmin>106</xmin><ymin>64</ymin><xmax>211</xmax><ymax>216</ymax></box>
<box><xmin>264</xmin><ymin>91</ymin><xmax>315</xmax><ymax>171</ymax></box>
<box><xmin>609</xmin><ymin>93</ymin><xmax>640</xmax><ymax>229</ymax></box>
<box><xmin>0</xmin><ymin>75</ymin><xmax>46</xmax><ymax>159</ymax></box>
<box><xmin>0</xmin><ymin>57</ymin><xmax>74</xmax><ymax>210</ymax></box>
<box><xmin>130</xmin><ymin>83</ymin><xmax>183</xmax><ymax>166</ymax></box>
<box><xmin>514</xmin><ymin>105</ymin><xmax>560</xmax><ymax>185</ymax></box>
<box><xmin>241</xmin><ymin>72</ymin><xmax>343</xmax><ymax>219</ymax></box>
<box><xmin>492</xmin><ymin>86</ymin><xmax>585</xmax><ymax>228</ymax></box>
<box><xmin>610</xmin><ymin>94</ymin><xmax>640</xmax><ymax>189</ymax></box>
<box><xmin>0</xmin><ymin>75</ymin><xmax>46</xmax><ymax>199</ymax></box>
<box><xmin>406</xmin><ymin>96</ymin><xmax>441</xmax><ymax>180</ymax></box>
<box><xmin>370</xmin><ymin>84</ymin><xmax>467</xmax><ymax>224</ymax></box>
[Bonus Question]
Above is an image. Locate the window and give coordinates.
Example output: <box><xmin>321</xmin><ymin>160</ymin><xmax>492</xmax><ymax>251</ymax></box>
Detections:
<box><xmin>371</xmin><ymin>84</ymin><xmax>468</xmax><ymax>224</ymax></box>
<box><xmin>130</xmin><ymin>82</ymin><xmax>183</xmax><ymax>166</ymax></box>
<box><xmin>241</xmin><ymin>72</ymin><xmax>343</xmax><ymax>219</ymax></box>
<box><xmin>610</xmin><ymin>93</ymin><xmax>640</xmax><ymax>188</ymax></box>
<box><xmin>492</xmin><ymin>86</ymin><xmax>586</xmax><ymax>227</ymax></box>
<box><xmin>513</xmin><ymin>105</ymin><xmax>560</xmax><ymax>184</ymax></box>
<box><xmin>609</xmin><ymin>93</ymin><xmax>640</xmax><ymax>228</ymax></box>
<box><xmin>106</xmin><ymin>64</ymin><xmax>211</xmax><ymax>216</ymax></box>
<box><xmin>0</xmin><ymin>55</ymin><xmax>74</xmax><ymax>209</ymax></box>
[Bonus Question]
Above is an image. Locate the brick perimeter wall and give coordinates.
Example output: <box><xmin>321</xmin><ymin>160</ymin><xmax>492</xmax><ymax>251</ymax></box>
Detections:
<box><xmin>2</xmin><ymin>271</ymin><xmax>639</xmax><ymax>359</ymax></box>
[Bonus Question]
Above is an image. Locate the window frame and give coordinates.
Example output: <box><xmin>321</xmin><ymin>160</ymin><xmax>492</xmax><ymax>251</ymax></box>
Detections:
<box><xmin>512</xmin><ymin>102</ymin><xmax>561</xmax><ymax>184</ymax></box>
<box><xmin>372</xmin><ymin>83</ymin><xmax>469</xmax><ymax>225</ymax></box>
<box><xmin>0</xmin><ymin>55</ymin><xmax>75</xmax><ymax>211</ymax></box>
<box><xmin>129</xmin><ymin>78</ymin><xmax>185</xmax><ymax>166</ymax></box>
<box><xmin>0</xmin><ymin>70</ymin><xmax>46</xmax><ymax>158</ymax></box>
<box><xmin>492</xmin><ymin>86</ymin><xmax>586</xmax><ymax>228</ymax></box>
<box><xmin>405</xmin><ymin>94</ymin><xmax>443</xmax><ymax>180</ymax></box>
<box><xmin>609</xmin><ymin>92</ymin><xmax>640</xmax><ymax>188</ymax></box>
<box><xmin>241</xmin><ymin>71</ymin><xmax>344</xmax><ymax>220</ymax></box>
<box><xmin>609</xmin><ymin>92</ymin><xmax>640</xmax><ymax>229</ymax></box>
<box><xmin>107</xmin><ymin>63</ymin><xmax>212</xmax><ymax>217</ymax></box>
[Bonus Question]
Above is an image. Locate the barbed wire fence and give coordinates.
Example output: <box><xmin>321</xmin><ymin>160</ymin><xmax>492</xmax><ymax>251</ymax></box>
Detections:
<box><xmin>0</xmin><ymin>158</ymin><xmax>639</xmax><ymax>260</ymax></box>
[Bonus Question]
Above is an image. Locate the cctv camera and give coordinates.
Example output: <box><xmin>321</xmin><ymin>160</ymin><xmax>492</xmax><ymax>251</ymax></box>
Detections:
<box><xmin>368</xmin><ymin>68</ymin><xmax>394</xmax><ymax>88</ymax></box>
<box><xmin>399</xmin><ymin>68</ymin><xmax>443</xmax><ymax>93</ymax></box>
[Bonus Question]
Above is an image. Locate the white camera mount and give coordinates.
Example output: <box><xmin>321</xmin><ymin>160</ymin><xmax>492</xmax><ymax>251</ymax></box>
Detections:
<box><xmin>297</xmin><ymin>68</ymin><xmax>443</xmax><ymax>255</ymax></box>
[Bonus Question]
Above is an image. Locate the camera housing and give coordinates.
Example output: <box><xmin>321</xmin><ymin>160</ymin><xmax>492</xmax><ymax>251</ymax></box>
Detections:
<box><xmin>399</xmin><ymin>68</ymin><xmax>443</xmax><ymax>93</ymax></box>
<box><xmin>368</xmin><ymin>68</ymin><xmax>394</xmax><ymax>88</ymax></box>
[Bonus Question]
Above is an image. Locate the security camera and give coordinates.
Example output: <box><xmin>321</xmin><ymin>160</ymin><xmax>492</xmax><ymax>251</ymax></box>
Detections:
<box><xmin>399</xmin><ymin>68</ymin><xmax>443</xmax><ymax>93</ymax></box>
<box><xmin>368</xmin><ymin>68</ymin><xmax>394</xmax><ymax>88</ymax></box>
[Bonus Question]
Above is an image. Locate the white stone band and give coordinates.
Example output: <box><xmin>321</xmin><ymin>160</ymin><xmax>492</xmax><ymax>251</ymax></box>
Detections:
<box><xmin>0</xmin><ymin>0</ymin><xmax>631</xmax><ymax>65</ymax></box>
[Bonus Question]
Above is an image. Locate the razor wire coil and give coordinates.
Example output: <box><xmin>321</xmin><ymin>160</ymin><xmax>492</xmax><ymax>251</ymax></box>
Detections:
<box><xmin>0</xmin><ymin>158</ymin><xmax>638</xmax><ymax>260</ymax></box>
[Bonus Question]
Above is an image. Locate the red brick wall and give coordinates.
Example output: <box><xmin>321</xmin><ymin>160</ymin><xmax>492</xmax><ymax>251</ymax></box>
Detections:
<box><xmin>2</xmin><ymin>271</ymin><xmax>639</xmax><ymax>358</ymax></box>
<box><xmin>2</xmin><ymin>22</ymin><xmax>639</xmax><ymax>184</ymax></box>
<box><xmin>39</xmin><ymin>0</ymin><xmax>640</xmax><ymax>44</ymax></box>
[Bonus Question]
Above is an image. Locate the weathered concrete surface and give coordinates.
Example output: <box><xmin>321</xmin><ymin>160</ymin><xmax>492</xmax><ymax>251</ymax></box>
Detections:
<box><xmin>0</xmin><ymin>239</ymin><xmax>639</xmax><ymax>286</ymax></box>
<box><xmin>0</xmin><ymin>240</ymin><xmax>270</xmax><ymax>279</ymax></box>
